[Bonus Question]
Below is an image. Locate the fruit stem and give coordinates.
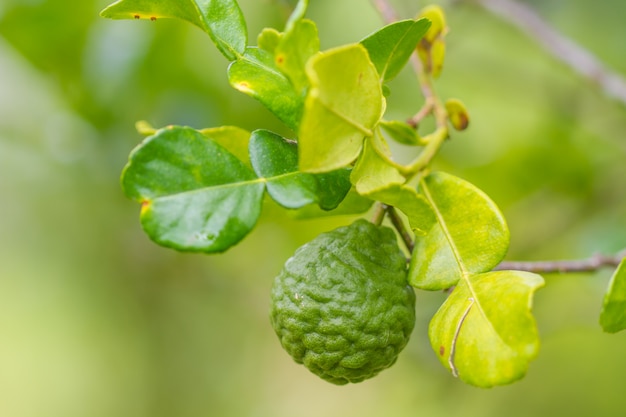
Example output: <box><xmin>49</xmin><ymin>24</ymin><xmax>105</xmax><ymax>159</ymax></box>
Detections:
<box><xmin>371</xmin><ymin>203</ymin><xmax>386</xmax><ymax>226</ymax></box>
<box><xmin>384</xmin><ymin>205</ymin><xmax>415</xmax><ymax>253</ymax></box>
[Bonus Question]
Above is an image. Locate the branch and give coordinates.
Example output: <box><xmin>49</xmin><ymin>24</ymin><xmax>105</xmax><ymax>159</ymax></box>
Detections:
<box><xmin>371</xmin><ymin>0</ymin><xmax>398</xmax><ymax>24</ymax></box>
<box><xmin>468</xmin><ymin>0</ymin><xmax>626</xmax><ymax>107</ymax></box>
<box><xmin>495</xmin><ymin>249</ymin><xmax>626</xmax><ymax>274</ymax></box>
<box><xmin>384</xmin><ymin>205</ymin><xmax>415</xmax><ymax>253</ymax></box>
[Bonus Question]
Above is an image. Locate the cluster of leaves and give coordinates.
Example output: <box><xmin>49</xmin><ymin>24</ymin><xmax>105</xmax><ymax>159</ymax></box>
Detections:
<box><xmin>101</xmin><ymin>0</ymin><xmax>626</xmax><ymax>388</ymax></box>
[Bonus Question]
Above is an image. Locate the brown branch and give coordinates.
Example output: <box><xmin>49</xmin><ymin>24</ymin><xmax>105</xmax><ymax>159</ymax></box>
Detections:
<box><xmin>467</xmin><ymin>0</ymin><xmax>626</xmax><ymax>107</ymax></box>
<box><xmin>371</xmin><ymin>0</ymin><xmax>398</xmax><ymax>24</ymax></box>
<box><xmin>370</xmin><ymin>203</ymin><xmax>386</xmax><ymax>226</ymax></box>
<box><xmin>383</xmin><ymin>205</ymin><xmax>415</xmax><ymax>253</ymax></box>
<box><xmin>495</xmin><ymin>250</ymin><xmax>626</xmax><ymax>274</ymax></box>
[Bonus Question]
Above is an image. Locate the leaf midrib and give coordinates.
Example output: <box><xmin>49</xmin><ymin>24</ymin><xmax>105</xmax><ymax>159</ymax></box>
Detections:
<box><xmin>378</xmin><ymin>23</ymin><xmax>419</xmax><ymax>81</ymax></box>
<box><xmin>313</xmin><ymin>91</ymin><xmax>375</xmax><ymax>137</ymax></box>
<box><xmin>145</xmin><ymin>170</ymin><xmax>308</xmax><ymax>201</ymax></box>
<box><xmin>420</xmin><ymin>178</ymin><xmax>497</xmax><ymax>342</ymax></box>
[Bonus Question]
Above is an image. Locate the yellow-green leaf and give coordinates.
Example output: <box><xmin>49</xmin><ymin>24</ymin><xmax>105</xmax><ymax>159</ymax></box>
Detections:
<box><xmin>199</xmin><ymin>125</ymin><xmax>251</xmax><ymax>166</ymax></box>
<box><xmin>429</xmin><ymin>270</ymin><xmax>544</xmax><ymax>387</ymax></box>
<box><xmin>299</xmin><ymin>44</ymin><xmax>384</xmax><ymax>173</ymax></box>
<box><xmin>409</xmin><ymin>171</ymin><xmax>510</xmax><ymax>290</ymax></box>
<box><xmin>274</xmin><ymin>19</ymin><xmax>319</xmax><ymax>94</ymax></box>
<box><xmin>600</xmin><ymin>259</ymin><xmax>626</xmax><ymax>333</ymax></box>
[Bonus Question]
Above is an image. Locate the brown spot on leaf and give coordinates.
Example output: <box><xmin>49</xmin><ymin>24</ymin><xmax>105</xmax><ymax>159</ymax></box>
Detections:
<box><xmin>150</xmin><ymin>16</ymin><xmax>157</xmax><ymax>21</ymax></box>
<box><xmin>439</xmin><ymin>345</ymin><xmax>445</xmax><ymax>356</ymax></box>
<box><xmin>140</xmin><ymin>199</ymin><xmax>151</xmax><ymax>215</ymax></box>
<box><xmin>276</xmin><ymin>55</ymin><xmax>285</xmax><ymax>65</ymax></box>
<box><xmin>134</xmin><ymin>15</ymin><xmax>140</xmax><ymax>19</ymax></box>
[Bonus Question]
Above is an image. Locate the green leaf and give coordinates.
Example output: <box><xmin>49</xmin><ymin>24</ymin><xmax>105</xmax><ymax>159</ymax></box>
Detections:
<box><xmin>122</xmin><ymin>126</ymin><xmax>264</xmax><ymax>253</ymax></box>
<box><xmin>228</xmin><ymin>47</ymin><xmax>303</xmax><ymax>131</ymax></box>
<box><xmin>409</xmin><ymin>171</ymin><xmax>510</xmax><ymax>290</ymax></box>
<box><xmin>274</xmin><ymin>19</ymin><xmax>319</xmax><ymax>93</ymax></box>
<box><xmin>312</xmin><ymin>170</ymin><xmax>355</xmax><ymax>210</ymax></box>
<box><xmin>249</xmin><ymin>130</ymin><xmax>351</xmax><ymax>210</ymax></box>
<box><xmin>258</xmin><ymin>28</ymin><xmax>282</xmax><ymax>53</ymax></box>
<box><xmin>290</xmin><ymin>188</ymin><xmax>374</xmax><ymax>219</ymax></box>
<box><xmin>299</xmin><ymin>44</ymin><xmax>384</xmax><ymax>173</ymax></box>
<box><xmin>100</xmin><ymin>0</ymin><xmax>247</xmax><ymax>61</ymax></box>
<box><xmin>360</xmin><ymin>19</ymin><xmax>431</xmax><ymax>82</ymax></box>
<box><xmin>380</xmin><ymin>120</ymin><xmax>423</xmax><ymax>146</ymax></box>
<box><xmin>429</xmin><ymin>270</ymin><xmax>544</xmax><ymax>387</ymax></box>
<box><xmin>199</xmin><ymin>125</ymin><xmax>251</xmax><ymax>166</ymax></box>
<box><xmin>600</xmin><ymin>259</ymin><xmax>626</xmax><ymax>333</ymax></box>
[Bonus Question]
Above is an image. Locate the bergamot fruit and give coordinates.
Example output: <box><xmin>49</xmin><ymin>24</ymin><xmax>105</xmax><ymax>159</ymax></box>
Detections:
<box><xmin>270</xmin><ymin>219</ymin><xmax>415</xmax><ymax>385</ymax></box>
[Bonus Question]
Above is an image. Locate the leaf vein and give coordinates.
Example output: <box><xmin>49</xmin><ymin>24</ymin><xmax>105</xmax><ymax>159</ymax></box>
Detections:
<box><xmin>314</xmin><ymin>94</ymin><xmax>374</xmax><ymax>137</ymax></box>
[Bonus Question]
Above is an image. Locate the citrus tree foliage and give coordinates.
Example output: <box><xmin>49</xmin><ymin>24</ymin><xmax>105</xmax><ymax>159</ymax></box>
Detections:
<box><xmin>101</xmin><ymin>0</ymin><xmax>626</xmax><ymax>387</ymax></box>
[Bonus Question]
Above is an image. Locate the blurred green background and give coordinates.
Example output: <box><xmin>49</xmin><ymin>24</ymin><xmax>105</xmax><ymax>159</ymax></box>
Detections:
<box><xmin>1</xmin><ymin>0</ymin><xmax>626</xmax><ymax>416</ymax></box>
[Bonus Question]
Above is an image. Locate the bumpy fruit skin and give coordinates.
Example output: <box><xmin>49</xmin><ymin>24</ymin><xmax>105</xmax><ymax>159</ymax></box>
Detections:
<box><xmin>270</xmin><ymin>219</ymin><xmax>415</xmax><ymax>385</ymax></box>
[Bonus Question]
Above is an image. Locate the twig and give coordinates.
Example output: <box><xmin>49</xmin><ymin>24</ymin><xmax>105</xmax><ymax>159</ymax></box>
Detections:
<box><xmin>371</xmin><ymin>0</ymin><xmax>626</xmax><ymax>276</ymax></box>
<box><xmin>468</xmin><ymin>0</ymin><xmax>626</xmax><ymax>107</ymax></box>
<box><xmin>495</xmin><ymin>250</ymin><xmax>626</xmax><ymax>274</ymax></box>
<box><xmin>371</xmin><ymin>0</ymin><xmax>443</xmax><ymax>125</ymax></box>
<box><xmin>371</xmin><ymin>203</ymin><xmax>386</xmax><ymax>226</ymax></box>
<box><xmin>371</xmin><ymin>0</ymin><xmax>398</xmax><ymax>24</ymax></box>
<box><xmin>384</xmin><ymin>205</ymin><xmax>415</xmax><ymax>253</ymax></box>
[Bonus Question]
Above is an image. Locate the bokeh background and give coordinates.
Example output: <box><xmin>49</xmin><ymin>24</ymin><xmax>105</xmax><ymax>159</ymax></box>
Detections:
<box><xmin>2</xmin><ymin>0</ymin><xmax>626</xmax><ymax>416</ymax></box>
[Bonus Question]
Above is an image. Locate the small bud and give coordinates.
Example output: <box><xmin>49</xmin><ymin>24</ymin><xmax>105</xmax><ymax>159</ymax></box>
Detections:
<box><xmin>416</xmin><ymin>5</ymin><xmax>448</xmax><ymax>78</ymax></box>
<box><xmin>418</xmin><ymin>5</ymin><xmax>447</xmax><ymax>42</ymax></box>
<box><xmin>135</xmin><ymin>120</ymin><xmax>157</xmax><ymax>136</ymax></box>
<box><xmin>445</xmin><ymin>99</ymin><xmax>470</xmax><ymax>131</ymax></box>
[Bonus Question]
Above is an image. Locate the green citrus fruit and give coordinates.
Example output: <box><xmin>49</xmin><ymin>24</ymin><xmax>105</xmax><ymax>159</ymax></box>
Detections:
<box><xmin>270</xmin><ymin>219</ymin><xmax>415</xmax><ymax>385</ymax></box>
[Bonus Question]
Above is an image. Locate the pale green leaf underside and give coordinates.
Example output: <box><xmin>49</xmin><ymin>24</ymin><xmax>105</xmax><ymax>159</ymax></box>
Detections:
<box><xmin>409</xmin><ymin>171</ymin><xmax>510</xmax><ymax>290</ymax></box>
<box><xmin>100</xmin><ymin>0</ymin><xmax>247</xmax><ymax>60</ymax></box>
<box><xmin>429</xmin><ymin>270</ymin><xmax>544</xmax><ymax>387</ymax></box>
<box><xmin>351</xmin><ymin>137</ymin><xmax>405</xmax><ymax>194</ymax></box>
<box><xmin>299</xmin><ymin>44</ymin><xmax>384</xmax><ymax>173</ymax></box>
<box><xmin>600</xmin><ymin>259</ymin><xmax>626</xmax><ymax>333</ymax></box>
<box><xmin>350</xmin><ymin>139</ymin><xmax>434</xmax><ymax>233</ymax></box>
